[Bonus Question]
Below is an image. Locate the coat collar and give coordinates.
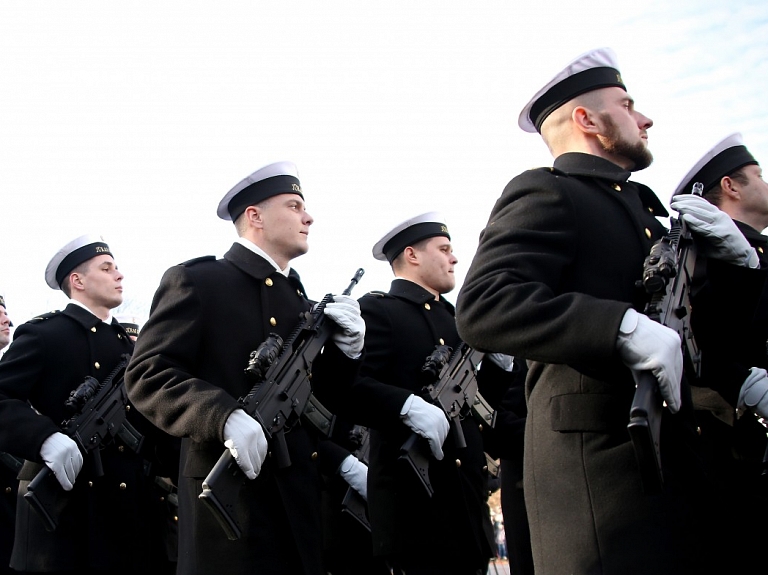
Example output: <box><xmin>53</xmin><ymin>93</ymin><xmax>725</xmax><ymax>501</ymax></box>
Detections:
<box><xmin>223</xmin><ymin>242</ymin><xmax>305</xmax><ymax>291</ymax></box>
<box><xmin>62</xmin><ymin>303</ymin><xmax>111</xmax><ymax>330</ymax></box>
<box><xmin>735</xmin><ymin>220</ymin><xmax>768</xmax><ymax>244</ymax></box>
<box><xmin>388</xmin><ymin>279</ymin><xmax>455</xmax><ymax>314</ymax></box>
<box><xmin>554</xmin><ymin>152</ymin><xmax>632</xmax><ymax>182</ymax></box>
<box><xmin>735</xmin><ymin>220</ymin><xmax>768</xmax><ymax>266</ymax></box>
<box><xmin>553</xmin><ymin>152</ymin><xmax>668</xmax><ymax>217</ymax></box>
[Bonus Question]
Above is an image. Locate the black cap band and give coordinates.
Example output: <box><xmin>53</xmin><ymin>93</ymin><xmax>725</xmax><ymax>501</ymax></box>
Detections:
<box><xmin>531</xmin><ymin>66</ymin><xmax>625</xmax><ymax>133</ymax></box>
<box><xmin>227</xmin><ymin>175</ymin><xmax>303</xmax><ymax>221</ymax></box>
<box><xmin>383</xmin><ymin>222</ymin><xmax>450</xmax><ymax>264</ymax></box>
<box><xmin>56</xmin><ymin>242</ymin><xmax>112</xmax><ymax>287</ymax></box>
<box><xmin>120</xmin><ymin>323</ymin><xmax>139</xmax><ymax>337</ymax></box>
<box><xmin>681</xmin><ymin>145</ymin><xmax>758</xmax><ymax>195</ymax></box>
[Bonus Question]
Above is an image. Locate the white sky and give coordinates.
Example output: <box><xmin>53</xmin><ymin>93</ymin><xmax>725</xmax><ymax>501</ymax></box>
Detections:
<box><xmin>1</xmin><ymin>0</ymin><xmax>767</xmax><ymax>332</ymax></box>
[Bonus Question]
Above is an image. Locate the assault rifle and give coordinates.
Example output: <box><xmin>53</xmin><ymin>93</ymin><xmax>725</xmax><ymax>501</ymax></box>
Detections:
<box><xmin>470</xmin><ymin>390</ymin><xmax>501</xmax><ymax>481</ymax></box>
<box><xmin>25</xmin><ymin>353</ymin><xmax>143</xmax><ymax>531</ymax></box>
<box><xmin>628</xmin><ymin>182</ymin><xmax>703</xmax><ymax>495</ymax></box>
<box><xmin>340</xmin><ymin>424</ymin><xmax>371</xmax><ymax>531</ymax></box>
<box><xmin>399</xmin><ymin>342</ymin><xmax>483</xmax><ymax>496</ymax></box>
<box><xmin>199</xmin><ymin>268</ymin><xmax>365</xmax><ymax>540</ymax></box>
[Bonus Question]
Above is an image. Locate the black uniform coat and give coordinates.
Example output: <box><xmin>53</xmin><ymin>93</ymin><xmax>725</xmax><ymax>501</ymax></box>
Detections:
<box><xmin>0</xmin><ymin>452</ymin><xmax>20</xmax><ymax>574</ymax></box>
<box><xmin>0</xmin><ymin>303</ymin><xmax>166</xmax><ymax>573</ymax></box>
<box><xmin>315</xmin><ymin>422</ymin><xmax>390</xmax><ymax>575</ymax></box>
<box><xmin>456</xmin><ymin>153</ymin><xmax>714</xmax><ymax>575</ymax></box>
<box><xmin>349</xmin><ymin>278</ymin><xmax>497</xmax><ymax>572</ymax></box>
<box><xmin>124</xmin><ymin>242</ymin><xmax>361</xmax><ymax>575</ymax></box>
<box><xmin>688</xmin><ymin>219</ymin><xmax>768</xmax><ymax>570</ymax></box>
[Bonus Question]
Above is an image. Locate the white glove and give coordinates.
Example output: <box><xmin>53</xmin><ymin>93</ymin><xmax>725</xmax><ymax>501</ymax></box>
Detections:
<box><xmin>223</xmin><ymin>409</ymin><xmax>268</xmax><ymax>480</ymax></box>
<box><xmin>40</xmin><ymin>432</ymin><xmax>83</xmax><ymax>491</ymax></box>
<box><xmin>616</xmin><ymin>309</ymin><xmax>683</xmax><ymax>413</ymax></box>
<box><xmin>324</xmin><ymin>294</ymin><xmax>365</xmax><ymax>359</ymax></box>
<box><xmin>737</xmin><ymin>367</ymin><xmax>768</xmax><ymax>419</ymax></box>
<box><xmin>670</xmin><ymin>194</ymin><xmax>759</xmax><ymax>268</ymax></box>
<box><xmin>400</xmin><ymin>394</ymin><xmax>449</xmax><ymax>460</ymax></box>
<box><xmin>339</xmin><ymin>454</ymin><xmax>368</xmax><ymax>500</ymax></box>
<box><xmin>486</xmin><ymin>353</ymin><xmax>515</xmax><ymax>372</ymax></box>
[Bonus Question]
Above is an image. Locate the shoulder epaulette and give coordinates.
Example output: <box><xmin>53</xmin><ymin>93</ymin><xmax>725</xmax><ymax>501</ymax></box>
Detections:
<box><xmin>364</xmin><ymin>290</ymin><xmax>389</xmax><ymax>298</ymax></box>
<box><xmin>28</xmin><ymin>310</ymin><xmax>61</xmax><ymax>323</ymax></box>
<box><xmin>179</xmin><ymin>255</ymin><xmax>216</xmax><ymax>267</ymax></box>
<box><xmin>535</xmin><ymin>166</ymin><xmax>567</xmax><ymax>177</ymax></box>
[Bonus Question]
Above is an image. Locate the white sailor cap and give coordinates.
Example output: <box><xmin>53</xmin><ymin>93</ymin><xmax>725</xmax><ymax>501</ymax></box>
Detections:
<box><xmin>672</xmin><ymin>133</ymin><xmax>759</xmax><ymax>198</ymax></box>
<box><xmin>45</xmin><ymin>234</ymin><xmax>113</xmax><ymax>290</ymax></box>
<box><xmin>217</xmin><ymin>161</ymin><xmax>303</xmax><ymax>221</ymax></box>
<box><xmin>115</xmin><ymin>313</ymin><xmax>142</xmax><ymax>337</ymax></box>
<box><xmin>372</xmin><ymin>211</ymin><xmax>451</xmax><ymax>264</ymax></box>
<box><xmin>518</xmin><ymin>47</ymin><xmax>626</xmax><ymax>134</ymax></box>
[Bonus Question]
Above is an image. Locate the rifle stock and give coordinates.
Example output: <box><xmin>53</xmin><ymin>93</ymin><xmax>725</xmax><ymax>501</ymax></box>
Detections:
<box><xmin>199</xmin><ymin>268</ymin><xmax>364</xmax><ymax>540</ymax></box>
<box><xmin>627</xmin><ymin>371</ymin><xmax>664</xmax><ymax>494</ymax></box>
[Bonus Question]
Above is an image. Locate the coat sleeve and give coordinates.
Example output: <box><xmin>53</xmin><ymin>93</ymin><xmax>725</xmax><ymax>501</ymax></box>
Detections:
<box><xmin>0</xmin><ymin>328</ymin><xmax>62</xmax><ymax>460</ymax></box>
<box><xmin>125</xmin><ymin>265</ymin><xmax>239</xmax><ymax>444</ymax></box>
<box><xmin>342</xmin><ymin>296</ymin><xmax>413</xmax><ymax>430</ymax></box>
<box><xmin>456</xmin><ymin>171</ymin><xmax>630</xmax><ymax>364</ymax></box>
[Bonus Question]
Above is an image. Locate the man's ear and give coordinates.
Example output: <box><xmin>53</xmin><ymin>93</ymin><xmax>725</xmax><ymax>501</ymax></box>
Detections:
<box><xmin>572</xmin><ymin>105</ymin><xmax>600</xmax><ymax>135</ymax></box>
<box><xmin>402</xmin><ymin>246</ymin><xmax>419</xmax><ymax>265</ymax></box>
<box><xmin>720</xmin><ymin>176</ymin><xmax>741</xmax><ymax>200</ymax></box>
<box><xmin>68</xmin><ymin>272</ymin><xmax>85</xmax><ymax>293</ymax></box>
<box><xmin>245</xmin><ymin>205</ymin><xmax>264</xmax><ymax>228</ymax></box>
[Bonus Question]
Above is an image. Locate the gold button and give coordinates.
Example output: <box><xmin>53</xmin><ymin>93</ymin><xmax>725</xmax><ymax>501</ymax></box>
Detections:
<box><xmin>439</xmin><ymin>338</ymin><xmax>444</xmax><ymax>345</ymax></box>
<box><xmin>482</xmin><ymin>465</ymin><xmax>488</xmax><ymax>472</ymax></box>
<box><xmin>613</xmin><ymin>183</ymin><xmax>621</xmax><ymax>191</ymax></box>
<box><xmin>118</xmin><ymin>445</ymin><xmax>125</xmax><ymax>452</ymax></box>
<box><xmin>173</xmin><ymin>515</ymin><xmax>178</xmax><ymax>522</ymax></box>
<box><xmin>424</xmin><ymin>303</ymin><xmax>431</xmax><ymax>310</ymax></box>
<box><xmin>648</xmin><ymin>206</ymin><xmax>654</xmax><ymax>214</ymax></box>
<box><xmin>4</xmin><ymin>487</ymin><xmax>10</xmax><ymax>494</ymax></box>
<box><xmin>269</xmin><ymin>317</ymin><xmax>277</xmax><ymax>326</ymax></box>
<box><xmin>118</xmin><ymin>334</ymin><xmax>123</xmax><ymax>340</ymax></box>
<box><xmin>311</xmin><ymin>452</ymin><xmax>318</xmax><ymax>460</ymax></box>
<box><xmin>265</xmin><ymin>278</ymin><xmax>273</xmax><ymax>287</ymax></box>
<box><xmin>91</xmin><ymin>327</ymin><xmax>97</xmax><ymax>332</ymax></box>
<box><xmin>159</xmin><ymin>496</ymin><xmax>165</xmax><ymax>502</ymax></box>
<box><xmin>119</xmin><ymin>482</ymin><xmax>127</xmax><ymax>490</ymax></box>
<box><xmin>88</xmin><ymin>481</ymin><xmax>93</xmax><ymax>487</ymax></box>
<box><xmin>478</xmin><ymin>424</ymin><xmax>484</xmax><ymax>432</ymax></box>
<box><xmin>455</xmin><ymin>459</ymin><xmax>462</xmax><ymax>468</ymax></box>
<box><xmin>297</xmin><ymin>290</ymin><xmax>302</xmax><ymax>296</ymax></box>
<box><xmin>644</xmin><ymin>228</ymin><xmax>652</xmax><ymax>239</ymax></box>
<box><xmin>759</xmin><ymin>247</ymin><xmax>764</xmax><ymax>254</ymax></box>
<box><xmin>697</xmin><ymin>426</ymin><xmax>702</xmax><ymax>436</ymax></box>
<box><xmin>94</xmin><ymin>362</ymin><xmax>101</xmax><ymax>369</ymax></box>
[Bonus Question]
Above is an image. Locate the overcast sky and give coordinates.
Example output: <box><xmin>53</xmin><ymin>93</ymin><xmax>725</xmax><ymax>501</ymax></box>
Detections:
<box><xmin>2</xmin><ymin>0</ymin><xmax>767</xmax><ymax>333</ymax></box>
